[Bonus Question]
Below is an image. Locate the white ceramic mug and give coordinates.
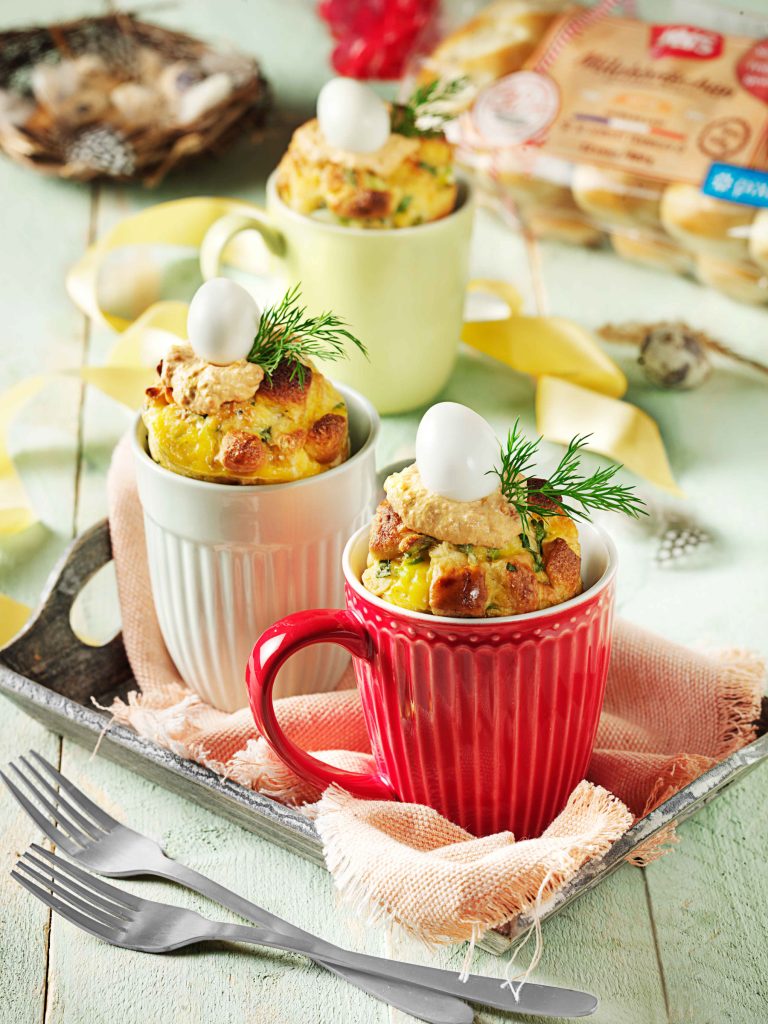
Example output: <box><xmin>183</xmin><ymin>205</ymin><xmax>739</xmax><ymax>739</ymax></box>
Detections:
<box><xmin>131</xmin><ymin>384</ymin><xmax>379</xmax><ymax>712</ymax></box>
<box><xmin>200</xmin><ymin>173</ymin><xmax>476</xmax><ymax>415</ymax></box>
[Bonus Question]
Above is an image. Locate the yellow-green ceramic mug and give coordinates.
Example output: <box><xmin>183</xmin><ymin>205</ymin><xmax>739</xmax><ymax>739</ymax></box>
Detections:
<box><xmin>201</xmin><ymin>172</ymin><xmax>475</xmax><ymax>414</ymax></box>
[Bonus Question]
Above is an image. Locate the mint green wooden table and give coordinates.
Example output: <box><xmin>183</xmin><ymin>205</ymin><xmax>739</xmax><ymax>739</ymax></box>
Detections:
<box><xmin>1</xmin><ymin>2</ymin><xmax>767</xmax><ymax>1022</ymax></box>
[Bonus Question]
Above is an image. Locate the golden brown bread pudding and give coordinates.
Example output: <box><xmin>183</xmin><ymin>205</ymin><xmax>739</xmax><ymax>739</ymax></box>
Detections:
<box><xmin>142</xmin><ymin>278</ymin><xmax>366</xmax><ymax>485</ymax></box>
<box><xmin>143</xmin><ymin>348</ymin><xmax>349</xmax><ymax>484</ymax></box>
<box><xmin>362</xmin><ymin>464</ymin><xmax>582</xmax><ymax>617</ymax></box>
<box><xmin>276</xmin><ymin>119</ymin><xmax>457</xmax><ymax>229</ymax></box>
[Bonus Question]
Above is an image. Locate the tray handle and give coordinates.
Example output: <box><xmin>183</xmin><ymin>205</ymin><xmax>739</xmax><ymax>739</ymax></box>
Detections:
<box><xmin>1</xmin><ymin>519</ymin><xmax>133</xmax><ymax>703</ymax></box>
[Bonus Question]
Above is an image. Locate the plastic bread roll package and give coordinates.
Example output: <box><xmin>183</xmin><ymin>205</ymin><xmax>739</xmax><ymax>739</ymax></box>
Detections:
<box><xmin>416</xmin><ymin>0</ymin><xmax>768</xmax><ymax>305</ymax></box>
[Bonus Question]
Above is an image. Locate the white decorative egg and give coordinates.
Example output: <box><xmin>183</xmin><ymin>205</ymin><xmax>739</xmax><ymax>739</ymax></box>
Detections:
<box><xmin>31</xmin><ymin>55</ymin><xmax>107</xmax><ymax>111</ymax></box>
<box><xmin>187</xmin><ymin>278</ymin><xmax>261</xmax><ymax>365</ymax></box>
<box><xmin>110</xmin><ymin>83</ymin><xmax>165</xmax><ymax>125</ymax></box>
<box><xmin>176</xmin><ymin>72</ymin><xmax>233</xmax><ymax>125</ymax></box>
<box><xmin>416</xmin><ymin>403</ymin><xmax>500</xmax><ymax>502</ymax></box>
<box><xmin>317</xmin><ymin>77</ymin><xmax>390</xmax><ymax>153</ymax></box>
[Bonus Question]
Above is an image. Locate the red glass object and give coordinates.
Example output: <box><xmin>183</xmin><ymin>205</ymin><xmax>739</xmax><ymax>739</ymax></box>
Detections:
<box><xmin>247</xmin><ymin>525</ymin><xmax>617</xmax><ymax>839</ymax></box>
<box><xmin>318</xmin><ymin>0</ymin><xmax>440</xmax><ymax>80</ymax></box>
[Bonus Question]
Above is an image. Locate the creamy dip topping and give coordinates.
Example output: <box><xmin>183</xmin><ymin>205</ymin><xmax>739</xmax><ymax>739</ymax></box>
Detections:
<box><xmin>160</xmin><ymin>343</ymin><xmax>264</xmax><ymax>416</ymax></box>
<box><xmin>292</xmin><ymin>119</ymin><xmax>421</xmax><ymax>178</ymax></box>
<box><xmin>385</xmin><ymin>464</ymin><xmax>522</xmax><ymax>549</ymax></box>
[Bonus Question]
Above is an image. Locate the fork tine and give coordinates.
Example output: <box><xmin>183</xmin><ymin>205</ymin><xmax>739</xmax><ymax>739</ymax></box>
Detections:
<box><xmin>19</xmin><ymin>755</ymin><xmax>105</xmax><ymax>839</ymax></box>
<box><xmin>29</xmin><ymin>751</ymin><xmax>120</xmax><ymax>831</ymax></box>
<box><xmin>0</xmin><ymin>770</ymin><xmax>75</xmax><ymax>852</ymax></box>
<box><xmin>17</xmin><ymin>859</ymin><xmax>129</xmax><ymax>930</ymax></box>
<box><xmin>11</xmin><ymin>870</ymin><xmax>118</xmax><ymax>944</ymax></box>
<box><xmin>9</xmin><ymin>764</ymin><xmax>92</xmax><ymax>848</ymax></box>
<box><xmin>30</xmin><ymin>845</ymin><xmax>143</xmax><ymax>911</ymax></box>
<box><xmin>22</xmin><ymin>852</ymin><xmax>133</xmax><ymax>921</ymax></box>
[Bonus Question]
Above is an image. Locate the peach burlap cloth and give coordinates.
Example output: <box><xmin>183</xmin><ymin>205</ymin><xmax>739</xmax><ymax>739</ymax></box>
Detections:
<box><xmin>105</xmin><ymin>434</ymin><xmax>764</xmax><ymax>945</ymax></box>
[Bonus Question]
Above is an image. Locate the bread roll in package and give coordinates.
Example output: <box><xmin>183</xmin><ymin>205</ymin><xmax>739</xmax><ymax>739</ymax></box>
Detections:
<box><xmin>419</xmin><ymin>0</ymin><xmax>768</xmax><ymax>304</ymax></box>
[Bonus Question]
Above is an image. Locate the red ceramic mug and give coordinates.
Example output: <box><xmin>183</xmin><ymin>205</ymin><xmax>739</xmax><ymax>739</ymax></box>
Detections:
<box><xmin>246</xmin><ymin>521</ymin><xmax>618</xmax><ymax>838</ymax></box>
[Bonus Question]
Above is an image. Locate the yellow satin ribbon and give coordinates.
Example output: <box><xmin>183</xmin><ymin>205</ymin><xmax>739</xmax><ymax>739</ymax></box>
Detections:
<box><xmin>82</xmin><ymin>299</ymin><xmax>189</xmax><ymax>407</ymax></box>
<box><xmin>462</xmin><ymin>280</ymin><xmax>680</xmax><ymax>495</ymax></box>
<box><xmin>1</xmin><ymin>378</ymin><xmax>46</xmax><ymax>535</ymax></box>
<box><xmin>2</xmin><ymin>197</ymin><xmax>250</xmax><ymax>544</ymax></box>
<box><xmin>0</xmin><ymin>300</ymin><xmax>188</xmax><ymax>541</ymax></box>
<box><xmin>0</xmin><ymin>594</ymin><xmax>31</xmax><ymax>647</ymax></box>
<box><xmin>536</xmin><ymin>377</ymin><xmax>682</xmax><ymax>495</ymax></box>
<box><xmin>0</xmin><ymin>305</ymin><xmax>180</xmax><ymax>636</ymax></box>
<box><xmin>1</xmin><ymin>195</ymin><xmax>682</xmax><ymax>638</ymax></box>
<box><xmin>463</xmin><ymin>280</ymin><xmax>628</xmax><ymax>400</ymax></box>
<box><xmin>67</xmin><ymin>196</ymin><xmax>266</xmax><ymax>330</ymax></box>
<box><xmin>4</xmin><ymin>196</ymin><xmax>683</xmax><ymax>530</ymax></box>
<box><xmin>67</xmin><ymin>195</ymin><xmax>674</xmax><ymax>500</ymax></box>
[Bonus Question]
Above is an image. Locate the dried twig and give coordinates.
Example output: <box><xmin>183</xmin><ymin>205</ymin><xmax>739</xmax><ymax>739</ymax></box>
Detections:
<box><xmin>597</xmin><ymin>320</ymin><xmax>768</xmax><ymax>378</ymax></box>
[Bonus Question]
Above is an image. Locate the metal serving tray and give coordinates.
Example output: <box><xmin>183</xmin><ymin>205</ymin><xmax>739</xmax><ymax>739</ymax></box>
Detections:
<box><xmin>1</xmin><ymin>520</ymin><xmax>766</xmax><ymax>954</ymax></box>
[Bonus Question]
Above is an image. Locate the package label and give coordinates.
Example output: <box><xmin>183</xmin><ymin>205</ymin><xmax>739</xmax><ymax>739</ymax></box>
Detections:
<box><xmin>520</xmin><ymin>13</ymin><xmax>768</xmax><ymax>183</ymax></box>
<box><xmin>702</xmin><ymin>161</ymin><xmax>768</xmax><ymax>206</ymax></box>
<box><xmin>649</xmin><ymin>25</ymin><xmax>724</xmax><ymax>61</ymax></box>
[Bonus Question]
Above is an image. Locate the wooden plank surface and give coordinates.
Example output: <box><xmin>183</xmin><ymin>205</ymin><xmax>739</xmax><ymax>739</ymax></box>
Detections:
<box><xmin>1</xmin><ymin>1</ymin><xmax>767</xmax><ymax>1023</ymax></box>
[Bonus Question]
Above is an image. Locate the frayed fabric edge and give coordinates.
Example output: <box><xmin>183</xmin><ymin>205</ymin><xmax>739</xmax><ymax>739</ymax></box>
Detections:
<box><xmin>640</xmin><ymin>753</ymin><xmax>717</xmax><ymax>817</ymax></box>
<box><xmin>626</xmin><ymin>824</ymin><xmax>680</xmax><ymax>867</ymax></box>
<box><xmin>711</xmin><ymin>648</ymin><xmax>765</xmax><ymax>761</ymax></box>
<box><xmin>315</xmin><ymin>781</ymin><xmax>632</xmax><ymax>947</ymax></box>
<box><xmin>103</xmin><ymin>688</ymin><xmax>218</xmax><ymax>769</ymax></box>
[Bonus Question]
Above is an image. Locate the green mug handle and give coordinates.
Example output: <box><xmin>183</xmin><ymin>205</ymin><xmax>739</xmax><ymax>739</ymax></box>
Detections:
<box><xmin>199</xmin><ymin>211</ymin><xmax>287</xmax><ymax>280</ymax></box>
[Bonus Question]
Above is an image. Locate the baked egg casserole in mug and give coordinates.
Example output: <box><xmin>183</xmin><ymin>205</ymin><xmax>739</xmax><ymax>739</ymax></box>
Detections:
<box><xmin>276</xmin><ymin>77</ymin><xmax>465</xmax><ymax>229</ymax></box>
<box><xmin>142</xmin><ymin>278</ymin><xmax>365</xmax><ymax>485</ymax></box>
<box><xmin>362</xmin><ymin>404</ymin><xmax>645</xmax><ymax>618</ymax></box>
<box><xmin>363</xmin><ymin>465</ymin><xmax>582</xmax><ymax>617</ymax></box>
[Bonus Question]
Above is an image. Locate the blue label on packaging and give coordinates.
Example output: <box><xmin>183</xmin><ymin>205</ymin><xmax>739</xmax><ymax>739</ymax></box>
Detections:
<box><xmin>701</xmin><ymin>163</ymin><xmax>768</xmax><ymax>207</ymax></box>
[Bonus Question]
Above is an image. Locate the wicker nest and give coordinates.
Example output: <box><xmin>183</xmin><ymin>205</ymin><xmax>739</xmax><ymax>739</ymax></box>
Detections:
<box><xmin>0</xmin><ymin>13</ymin><xmax>272</xmax><ymax>185</ymax></box>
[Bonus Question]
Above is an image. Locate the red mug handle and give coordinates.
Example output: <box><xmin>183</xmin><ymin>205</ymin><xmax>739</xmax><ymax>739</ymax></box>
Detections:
<box><xmin>246</xmin><ymin>609</ymin><xmax>395</xmax><ymax>801</ymax></box>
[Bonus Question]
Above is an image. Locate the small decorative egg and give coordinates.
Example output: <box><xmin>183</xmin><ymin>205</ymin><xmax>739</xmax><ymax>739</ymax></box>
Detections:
<box><xmin>157</xmin><ymin>61</ymin><xmax>202</xmax><ymax>102</ymax></box>
<box><xmin>176</xmin><ymin>72</ymin><xmax>233</xmax><ymax>125</ymax></box>
<box><xmin>110</xmin><ymin>83</ymin><xmax>166</xmax><ymax>125</ymax></box>
<box><xmin>415</xmin><ymin>403</ymin><xmax>500</xmax><ymax>502</ymax></box>
<box><xmin>31</xmin><ymin>55</ymin><xmax>108</xmax><ymax>111</ymax></box>
<box><xmin>187</xmin><ymin>278</ymin><xmax>261</xmax><ymax>365</ymax></box>
<box><xmin>31</xmin><ymin>62</ymin><xmax>77</xmax><ymax>110</ymax></box>
<box><xmin>201</xmin><ymin>50</ymin><xmax>256</xmax><ymax>88</ymax></box>
<box><xmin>638</xmin><ymin>323</ymin><xmax>711</xmax><ymax>390</ymax></box>
<box><xmin>317</xmin><ymin>77</ymin><xmax>390</xmax><ymax>153</ymax></box>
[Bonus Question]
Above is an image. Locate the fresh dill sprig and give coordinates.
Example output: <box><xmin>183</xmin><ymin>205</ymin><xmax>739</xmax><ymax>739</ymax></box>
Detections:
<box><xmin>391</xmin><ymin>77</ymin><xmax>470</xmax><ymax>138</ymax></box>
<box><xmin>491</xmin><ymin>420</ymin><xmax>648</xmax><ymax>529</ymax></box>
<box><xmin>247</xmin><ymin>284</ymin><xmax>367</xmax><ymax>384</ymax></box>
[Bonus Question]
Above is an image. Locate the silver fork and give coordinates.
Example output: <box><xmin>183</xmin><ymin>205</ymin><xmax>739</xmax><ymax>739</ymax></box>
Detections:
<box><xmin>1</xmin><ymin>753</ymin><xmax>468</xmax><ymax>1024</ymax></box>
<box><xmin>2</xmin><ymin>752</ymin><xmax>599</xmax><ymax>1019</ymax></box>
<box><xmin>13</xmin><ymin>846</ymin><xmax>596</xmax><ymax>1021</ymax></box>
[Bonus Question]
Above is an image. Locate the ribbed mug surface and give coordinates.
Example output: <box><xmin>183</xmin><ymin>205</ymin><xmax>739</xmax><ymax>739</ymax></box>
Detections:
<box><xmin>346</xmin><ymin>580</ymin><xmax>615</xmax><ymax>838</ymax></box>
<box><xmin>132</xmin><ymin>388</ymin><xmax>378</xmax><ymax>712</ymax></box>
<box><xmin>247</xmin><ymin>522</ymin><xmax>618</xmax><ymax>837</ymax></box>
<box><xmin>144</xmin><ymin>522</ymin><xmax>351</xmax><ymax>711</ymax></box>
